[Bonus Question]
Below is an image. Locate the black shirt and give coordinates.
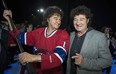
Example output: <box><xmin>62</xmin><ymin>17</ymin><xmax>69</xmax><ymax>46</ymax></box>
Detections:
<box><xmin>70</xmin><ymin>27</ymin><xmax>93</xmax><ymax>74</ymax></box>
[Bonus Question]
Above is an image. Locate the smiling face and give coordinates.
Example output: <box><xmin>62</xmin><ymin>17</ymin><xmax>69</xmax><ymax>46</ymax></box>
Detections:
<box><xmin>73</xmin><ymin>14</ymin><xmax>89</xmax><ymax>33</ymax></box>
<box><xmin>47</xmin><ymin>13</ymin><xmax>61</xmax><ymax>30</ymax></box>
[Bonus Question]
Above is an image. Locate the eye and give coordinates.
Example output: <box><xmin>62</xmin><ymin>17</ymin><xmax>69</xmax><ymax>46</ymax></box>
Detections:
<box><xmin>74</xmin><ymin>19</ymin><xmax>78</xmax><ymax>21</ymax></box>
<box><xmin>54</xmin><ymin>17</ymin><xmax>58</xmax><ymax>20</ymax></box>
<box><xmin>80</xmin><ymin>18</ymin><xmax>85</xmax><ymax>21</ymax></box>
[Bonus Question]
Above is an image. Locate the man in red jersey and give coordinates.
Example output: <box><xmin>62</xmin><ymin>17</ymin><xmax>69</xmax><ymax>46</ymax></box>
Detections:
<box><xmin>3</xmin><ymin>6</ymin><xmax>70</xmax><ymax>74</ymax></box>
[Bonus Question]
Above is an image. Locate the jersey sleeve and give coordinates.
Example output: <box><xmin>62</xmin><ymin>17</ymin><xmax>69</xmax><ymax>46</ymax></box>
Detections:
<box><xmin>19</xmin><ymin>31</ymin><xmax>36</xmax><ymax>46</ymax></box>
<box><xmin>41</xmin><ymin>30</ymin><xmax>70</xmax><ymax>70</ymax></box>
<box><xmin>10</xmin><ymin>28</ymin><xmax>37</xmax><ymax>46</ymax></box>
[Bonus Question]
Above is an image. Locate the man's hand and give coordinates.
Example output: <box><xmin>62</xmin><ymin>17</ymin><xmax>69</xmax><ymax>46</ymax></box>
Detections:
<box><xmin>72</xmin><ymin>53</ymin><xmax>84</xmax><ymax>65</ymax></box>
<box><xmin>18</xmin><ymin>52</ymin><xmax>41</xmax><ymax>65</ymax></box>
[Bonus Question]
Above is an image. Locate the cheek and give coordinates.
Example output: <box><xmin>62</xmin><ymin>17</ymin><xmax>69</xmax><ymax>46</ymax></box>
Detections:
<box><xmin>74</xmin><ymin>20</ymin><xmax>78</xmax><ymax>24</ymax></box>
<box><xmin>73</xmin><ymin>21</ymin><xmax>76</xmax><ymax>23</ymax></box>
<box><xmin>53</xmin><ymin>20</ymin><xmax>56</xmax><ymax>23</ymax></box>
<box><xmin>50</xmin><ymin>20</ymin><xmax>55</xmax><ymax>24</ymax></box>
<box><xmin>74</xmin><ymin>24</ymin><xmax>77</xmax><ymax>28</ymax></box>
<box><xmin>73</xmin><ymin>22</ymin><xmax>76</xmax><ymax>25</ymax></box>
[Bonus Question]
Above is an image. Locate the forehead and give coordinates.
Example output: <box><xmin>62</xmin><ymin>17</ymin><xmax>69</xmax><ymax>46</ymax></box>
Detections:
<box><xmin>52</xmin><ymin>13</ymin><xmax>61</xmax><ymax>17</ymax></box>
<box><xmin>74</xmin><ymin>14</ymin><xmax>86</xmax><ymax>18</ymax></box>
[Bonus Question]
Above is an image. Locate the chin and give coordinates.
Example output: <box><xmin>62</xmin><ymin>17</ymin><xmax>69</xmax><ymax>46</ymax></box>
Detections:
<box><xmin>55</xmin><ymin>27</ymin><xmax>59</xmax><ymax>29</ymax></box>
<box><xmin>55</xmin><ymin>26</ymin><xmax>60</xmax><ymax>29</ymax></box>
<box><xmin>76</xmin><ymin>28</ymin><xmax>81</xmax><ymax>31</ymax></box>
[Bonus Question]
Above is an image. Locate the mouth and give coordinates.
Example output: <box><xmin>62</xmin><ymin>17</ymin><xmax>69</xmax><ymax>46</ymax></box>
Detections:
<box><xmin>56</xmin><ymin>23</ymin><xmax>60</xmax><ymax>26</ymax></box>
<box><xmin>75</xmin><ymin>25</ymin><xmax>80</xmax><ymax>27</ymax></box>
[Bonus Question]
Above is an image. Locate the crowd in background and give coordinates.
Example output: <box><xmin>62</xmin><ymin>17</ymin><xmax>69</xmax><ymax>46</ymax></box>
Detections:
<box><xmin>0</xmin><ymin>5</ymin><xmax>116</xmax><ymax>74</ymax></box>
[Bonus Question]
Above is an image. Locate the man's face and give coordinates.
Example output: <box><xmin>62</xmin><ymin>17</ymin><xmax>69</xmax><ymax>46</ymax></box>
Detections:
<box><xmin>47</xmin><ymin>14</ymin><xmax>61</xmax><ymax>29</ymax></box>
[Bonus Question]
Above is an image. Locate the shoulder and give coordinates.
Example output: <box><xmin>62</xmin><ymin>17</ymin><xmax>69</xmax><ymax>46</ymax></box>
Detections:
<box><xmin>57</xmin><ymin>29</ymin><xmax>70</xmax><ymax>38</ymax></box>
<box><xmin>88</xmin><ymin>29</ymin><xmax>106</xmax><ymax>39</ymax></box>
<box><xmin>70</xmin><ymin>31</ymin><xmax>75</xmax><ymax>35</ymax></box>
<box><xmin>31</xmin><ymin>27</ymin><xmax>45</xmax><ymax>33</ymax></box>
<box><xmin>2</xmin><ymin>29</ymin><xmax>9</xmax><ymax>33</ymax></box>
<box><xmin>25</xmin><ymin>27</ymin><xmax>45</xmax><ymax>37</ymax></box>
<box><xmin>1</xmin><ymin>29</ymin><xmax>9</xmax><ymax>35</ymax></box>
<box><xmin>34</xmin><ymin>27</ymin><xmax>45</xmax><ymax>31</ymax></box>
<box><xmin>89</xmin><ymin>29</ymin><xmax>104</xmax><ymax>35</ymax></box>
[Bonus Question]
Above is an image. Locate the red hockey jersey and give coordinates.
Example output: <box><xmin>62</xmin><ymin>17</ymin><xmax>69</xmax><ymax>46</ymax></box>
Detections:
<box><xmin>19</xmin><ymin>27</ymin><xmax>70</xmax><ymax>74</ymax></box>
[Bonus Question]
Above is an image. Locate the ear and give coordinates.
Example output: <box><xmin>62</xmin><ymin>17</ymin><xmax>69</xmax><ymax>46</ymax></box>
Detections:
<box><xmin>87</xmin><ymin>19</ymin><xmax>89</xmax><ymax>24</ymax></box>
<box><xmin>47</xmin><ymin>18</ymin><xmax>50</xmax><ymax>23</ymax></box>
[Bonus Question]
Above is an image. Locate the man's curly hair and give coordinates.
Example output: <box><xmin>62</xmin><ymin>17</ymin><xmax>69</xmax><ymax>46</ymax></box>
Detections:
<box><xmin>42</xmin><ymin>6</ymin><xmax>63</xmax><ymax>26</ymax></box>
<box><xmin>70</xmin><ymin>5</ymin><xmax>93</xmax><ymax>26</ymax></box>
<box><xmin>70</xmin><ymin>5</ymin><xmax>93</xmax><ymax>19</ymax></box>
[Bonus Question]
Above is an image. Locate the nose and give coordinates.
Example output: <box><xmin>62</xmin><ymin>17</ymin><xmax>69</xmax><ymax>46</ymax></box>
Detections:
<box><xmin>57</xmin><ymin>19</ymin><xmax>61</xmax><ymax>24</ymax></box>
<box><xmin>74</xmin><ymin>20</ymin><xmax>79</xmax><ymax>25</ymax></box>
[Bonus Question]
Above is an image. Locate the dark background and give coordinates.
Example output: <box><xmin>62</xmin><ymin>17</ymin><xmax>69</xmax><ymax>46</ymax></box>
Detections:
<box><xmin>0</xmin><ymin>0</ymin><xmax>115</xmax><ymax>31</ymax></box>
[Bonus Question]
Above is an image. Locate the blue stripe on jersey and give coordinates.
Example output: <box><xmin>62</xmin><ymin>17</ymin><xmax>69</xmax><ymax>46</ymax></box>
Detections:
<box><xmin>19</xmin><ymin>32</ymin><xmax>25</xmax><ymax>44</ymax></box>
<box><xmin>54</xmin><ymin>47</ymin><xmax>66</xmax><ymax>62</ymax></box>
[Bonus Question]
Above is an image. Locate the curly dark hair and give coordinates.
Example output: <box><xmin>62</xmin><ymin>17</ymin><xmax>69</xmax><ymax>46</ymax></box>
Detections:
<box><xmin>42</xmin><ymin>6</ymin><xmax>64</xmax><ymax>26</ymax></box>
<box><xmin>70</xmin><ymin>5</ymin><xmax>93</xmax><ymax>19</ymax></box>
<box><xmin>70</xmin><ymin>5</ymin><xmax>93</xmax><ymax>26</ymax></box>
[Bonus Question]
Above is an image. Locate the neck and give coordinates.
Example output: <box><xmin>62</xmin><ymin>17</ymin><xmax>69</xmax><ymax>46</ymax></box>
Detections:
<box><xmin>46</xmin><ymin>27</ymin><xmax>56</xmax><ymax>36</ymax></box>
<box><xmin>77</xmin><ymin>28</ymin><xmax>88</xmax><ymax>37</ymax></box>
